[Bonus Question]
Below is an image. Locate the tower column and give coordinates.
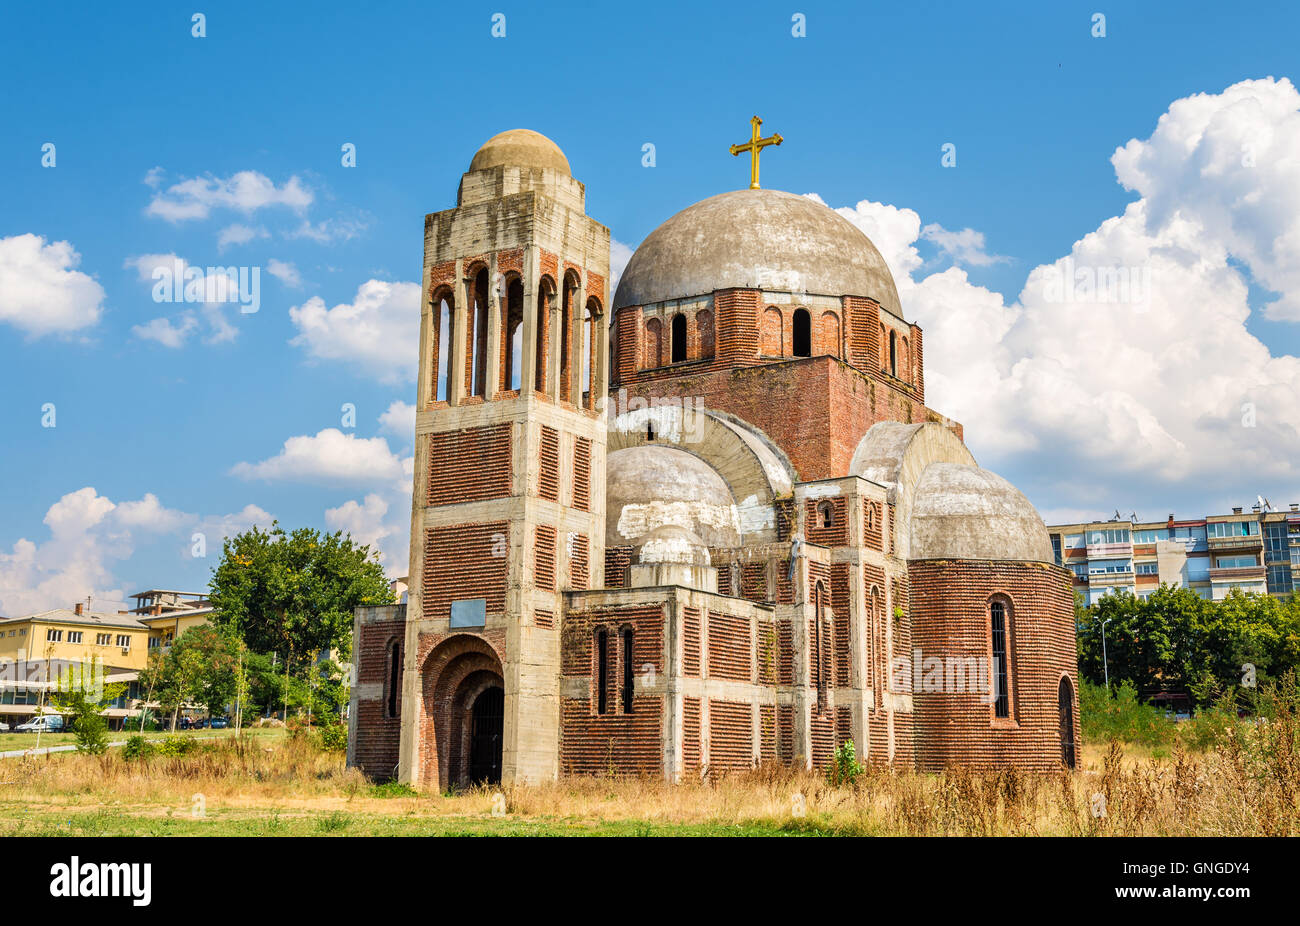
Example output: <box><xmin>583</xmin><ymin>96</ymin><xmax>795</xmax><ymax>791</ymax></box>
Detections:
<box><xmin>485</xmin><ymin>252</ymin><xmax>501</xmax><ymax>401</ymax></box>
<box><xmin>572</xmin><ymin>273</ymin><xmax>587</xmax><ymax>406</ymax></box>
<box><xmin>448</xmin><ymin>258</ymin><xmax>468</xmax><ymax>405</ymax></box>
<box><xmin>520</xmin><ymin>247</ymin><xmax>538</xmax><ymax>397</ymax></box>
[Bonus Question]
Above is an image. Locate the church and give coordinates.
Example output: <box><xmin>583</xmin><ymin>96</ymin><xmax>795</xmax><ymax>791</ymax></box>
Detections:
<box><xmin>346</xmin><ymin>124</ymin><xmax>1080</xmax><ymax>788</ymax></box>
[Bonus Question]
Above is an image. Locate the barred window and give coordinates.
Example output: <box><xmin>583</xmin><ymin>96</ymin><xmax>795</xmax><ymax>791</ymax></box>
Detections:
<box><xmin>595</xmin><ymin>629</ymin><xmax>609</xmax><ymax>715</ymax></box>
<box><xmin>622</xmin><ymin>628</ymin><xmax>635</xmax><ymax>713</ymax></box>
<box><xmin>990</xmin><ymin>601</ymin><xmax>1011</xmax><ymax>719</ymax></box>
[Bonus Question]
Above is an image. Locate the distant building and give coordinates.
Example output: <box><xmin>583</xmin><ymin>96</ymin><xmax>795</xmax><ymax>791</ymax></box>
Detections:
<box><xmin>1046</xmin><ymin>503</ymin><xmax>1299</xmax><ymax>605</ymax></box>
<box><xmin>0</xmin><ymin>590</ymin><xmax>214</xmax><ymax>729</ymax></box>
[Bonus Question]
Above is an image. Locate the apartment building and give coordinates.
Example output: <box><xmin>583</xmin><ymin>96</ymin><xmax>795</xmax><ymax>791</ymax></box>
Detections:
<box><xmin>1047</xmin><ymin>503</ymin><xmax>1299</xmax><ymax>605</ymax></box>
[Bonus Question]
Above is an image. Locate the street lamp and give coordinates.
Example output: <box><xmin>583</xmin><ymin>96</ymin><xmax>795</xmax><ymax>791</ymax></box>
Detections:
<box><xmin>1098</xmin><ymin>616</ymin><xmax>1113</xmax><ymax>691</ymax></box>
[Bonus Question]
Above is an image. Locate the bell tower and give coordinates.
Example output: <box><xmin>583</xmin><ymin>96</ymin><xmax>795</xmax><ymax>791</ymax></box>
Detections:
<box><xmin>398</xmin><ymin>130</ymin><xmax>610</xmax><ymax>788</ymax></box>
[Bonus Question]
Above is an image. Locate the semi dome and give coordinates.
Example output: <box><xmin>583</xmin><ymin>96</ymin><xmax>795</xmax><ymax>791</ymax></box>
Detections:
<box><xmin>468</xmin><ymin>129</ymin><xmax>571</xmax><ymax>175</ymax></box>
<box><xmin>909</xmin><ymin>463</ymin><xmax>1055</xmax><ymax>564</ymax></box>
<box><xmin>613</xmin><ymin>189</ymin><xmax>902</xmax><ymax>315</ymax></box>
<box><xmin>605</xmin><ymin>445</ymin><xmax>740</xmax><ymax>548</ymax></box>
<box><xmin>635</xmin><ymin>525</ymin><xmax>711</xmax><ymax>566</ymax></box>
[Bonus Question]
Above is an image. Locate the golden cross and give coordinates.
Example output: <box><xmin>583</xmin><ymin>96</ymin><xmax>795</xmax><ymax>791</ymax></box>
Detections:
<box><xmin>729</xmin><ymin>115</ymin><xmax>783</xmax><ymax>190</ymax></box>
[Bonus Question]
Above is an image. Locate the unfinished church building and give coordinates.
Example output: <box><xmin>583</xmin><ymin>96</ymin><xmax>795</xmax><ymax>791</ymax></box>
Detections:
<box><xmin>348</xmin><ymin>128</ymin><xmax>1080</xmax><ymax>788</ymax></box>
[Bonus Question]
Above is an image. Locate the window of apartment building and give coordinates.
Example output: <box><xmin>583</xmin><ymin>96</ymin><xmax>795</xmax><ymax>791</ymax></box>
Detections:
<box><xmin>1089</xmin><ymin>558</ymin><xmax>1131</xmax><ymax>575</ymax></box>
<box><xmin>1267</xmin><ymin>565</ymin><xmax>1294</xmax><ymax>595</ymax></box>
<box><xmin>1069</xmin><ymin>563</ymin><xmax>1088</xmax><ymax>578</ymax></box>
<box><xmin>1135</xmin><ymin>562</ymin><xmax>1159</xmax><ymax>575</ymax></box>
<box><xmin>46</xmin><ymin>629</ymin><xmax>62</xmax><ymax>642</ymax></box>
<box><xmin>1063</xmin><ymin>533</ymin><xmax>1086</xmax><ymax>550</ymax></box>
<box><xmin>1088</xmin><ymin>528</ymin><xmax>1131</xmax><ymax>545</ymax></box>
<box><xmin>1215</xmin><ymin>555</ymin><xmax>1258</xmax><ymax>569</ymax></box>
<box><xmin>1133</xmin><ymin>529</ymin><xmax>1168</xmax><ymax>543</ymax></box>
<box><xmin>1264</xmin><ymin>524</ymin><xmax>1289</xmax><ymax>560</ymax></box>
<box><xmin>1050</xmin><ymin>535</ymin><xmax>1062</xmax><ymax>566</ymax></box>
<box><xmin>96</xmin><ymin>633</ymin><xmax>111</xmax><ymax>645</ymax></box>
<box><xmin>116</xmin><ymin>635</ymin><xmax>131</xmax><ymax>648</ymax></box>
<box><xmin>147</xmin><ymin>636</ymin><xmax>160</xmax><ymax>648</ymax></box>
<box><xmin>67</xmin><ymin>631</ymin><xmax>82</xmax><ymax>644</ymax></box>
<box><xmin>1208</xmin><ymin>521</ymin><xmax>1260</xmax><ymax>539</ymax></box>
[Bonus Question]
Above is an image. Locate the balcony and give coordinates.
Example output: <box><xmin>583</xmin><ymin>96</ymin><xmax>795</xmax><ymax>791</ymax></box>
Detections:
<box><xmin>1207</xmin><ymin>533</ymin><xmax>1263</xmax><ymax>554</ymax></box>
<box><xmin>1208</xmin><ymin>565</ymin><xmax>1266</xmax><ymax>583</ymax></box>
<box><xmin>1086</xmin><ymin>541</ymin><xmax>1133</xmax><ymax>559</ymax></box>
<box><xmin>1088</xmin><ymin>569</ymin><xmax>1134</xmax><ymax>587</ymax></box>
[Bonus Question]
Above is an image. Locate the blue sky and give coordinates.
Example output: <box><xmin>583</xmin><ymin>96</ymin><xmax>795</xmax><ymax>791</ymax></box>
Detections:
<box><xmin>1</xmin><ymin>1</ymin><xmax>1298</xmax><ymax>615</ymax></box>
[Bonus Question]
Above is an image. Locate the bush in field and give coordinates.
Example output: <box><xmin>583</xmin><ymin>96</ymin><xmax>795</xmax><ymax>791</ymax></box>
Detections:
<box><xmin>1079</xmin><ymin>679</ymin><xmax>1173</xmax><ymax>746</ymax></box>
<box><xmin>827</xmin><ymin>740</ymin><xmax>864</xmax><ymax>786</ymax></box>
<box><xmin>316</xmin><ymin>724</ymin><xmax>348</xmax><ymax>752</ymax></box>
<box><xmin>154</xmin><ymin>735</ymin><xmax>197</xmax><ymax>757</ymax></box>
<box><xmin>121</xmin><ymin>735</ymin><xmax>155</xmax><ymax>760</ymax></box>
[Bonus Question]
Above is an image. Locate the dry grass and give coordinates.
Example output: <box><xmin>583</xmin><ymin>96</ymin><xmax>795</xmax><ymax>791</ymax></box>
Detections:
<box><xmin>2</xmin><ymin>684</ymin><xmax>1297</xmax><ymax>836</ymax></box>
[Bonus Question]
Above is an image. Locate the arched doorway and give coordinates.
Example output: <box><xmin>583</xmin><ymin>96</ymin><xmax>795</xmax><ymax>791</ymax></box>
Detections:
<box><xmin>1058</xmin><ymin>676</ymin><xmax>1077</xmax><ymax>769</ymax></box>
<box><xmin>421</xmin><ymin>635</ymin><xmax>505</xmax><ymax>790</ymax></box>
<box><xmin>469</xmin><ymin>686</ymin><xmax>504</xmax><ymax>784</ymax></box>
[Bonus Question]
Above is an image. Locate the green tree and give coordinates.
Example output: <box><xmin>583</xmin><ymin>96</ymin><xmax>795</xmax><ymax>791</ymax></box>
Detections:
<box><xmin>49</xmin><ymin>665</ymin><xmax>126</xmax><ymax>755</ymax></box>
<box><xmin>168</xmin><ymin>624</ymin><xmax>239</xmax><ymax>716</ymax></box>
<box><xmin>208</xmin><ymin>522</ymin><xmax>390</xmax><ymax>680</ymax></box>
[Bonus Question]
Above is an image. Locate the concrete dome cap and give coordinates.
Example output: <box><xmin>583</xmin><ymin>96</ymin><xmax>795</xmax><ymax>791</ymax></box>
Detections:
<box><xmin>909</xmin><ymin>462</ymin><xmax>1055</xmax><ymax>564</ymax></box>
<box><xmin>468</xmin><ymin>129</ymin><xmax>571</xmax><ymax>175</ymax></box>
<box><xmin>613</xmin><ymin>188</ymin><xmax>902</xmax><ymax>315</ymax></box>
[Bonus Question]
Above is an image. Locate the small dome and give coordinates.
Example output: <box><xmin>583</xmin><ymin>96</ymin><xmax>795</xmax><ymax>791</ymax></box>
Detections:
<box><xmin>606</xmin><ymin>445</ymin><xmax>739</xmax><ymax>548</ymax></box>
<box><xmin>468</xmin><ymin>129</ymin><xmax>570</xmax><ymax>175</ymax></box>
<box><xmin>613</xmin><ymin>189</ymin><xmax>902</xmax><ymax>315</ymax></box>
<box><xmin>635</xmin><ymin>525</ymin><xmax>711</xmax><ymax>566</ymax></box>
<box><xmin>909</xmin><ymin>463</ymin><xmax>1055</xmax><ymax>564</ymax></box>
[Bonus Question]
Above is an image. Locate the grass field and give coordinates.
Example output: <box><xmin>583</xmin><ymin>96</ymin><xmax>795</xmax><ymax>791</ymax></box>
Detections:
<box><xmin>0</xmin><ymin>727</ymin><xmax>280</xmax><ymax>753</ymax></box>
<box><xmin>0</xmin><ymin>716</ymin><xmax>1296</xmax><ymax>836</ymax></box>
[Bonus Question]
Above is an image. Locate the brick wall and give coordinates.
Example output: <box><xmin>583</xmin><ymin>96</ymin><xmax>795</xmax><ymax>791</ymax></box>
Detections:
<box><xmin>908</xmin><ymin>559</ymin><xmax>1079</xmax><ymax>772</ymax></box>
<box><xmin>350</xmin><ymin>608</ymin><xmax>405</xmax><ymax>780</ymax></box>
<box><xmin>427</xmin><ymin>425</ymin><xmax>512</xmax><ymax>506</ymax></box>
<box><xmin>421</xmin><ymin>522</ymin><xmax>508</xmax><ymax>619</ymax></box>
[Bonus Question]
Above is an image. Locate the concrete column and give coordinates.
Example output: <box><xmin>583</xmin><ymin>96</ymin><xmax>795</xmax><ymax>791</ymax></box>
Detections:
<box><xmin>416</xmin><ymin>263</ymin><xmax>433</xmax><ymax>409</ymax></box>
<box><xmin>548</xmin><ymin>290</ymin><xmax>562</xmax><ymax>398</ymax></box>
<box><xmin>448</xmin><ymin>258</ymin><xmax>467</xmax><ymax>405</ymax></box>
<box><xmin>484</xmin><ymin>252</ymin><xmax>500</xmax><ymax>401</ymax></box>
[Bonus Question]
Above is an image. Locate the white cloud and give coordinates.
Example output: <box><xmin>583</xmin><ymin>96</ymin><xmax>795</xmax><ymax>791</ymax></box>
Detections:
<box><xmin>919</xmin><ymin>223</ymin><xmax>1009</xmax><ymax>267</ymax></box>
<box><xmin>132</xmin><ymin>313</ymin><xmax>199</xmax><ymax>348</ymax></box>
<box><xmin>378</xmin><ymin>400</ymin><xmax>416</xmax><ymax>440</ymax></box>
<box><xmin>287</xmin><ymin>216</ymin><xmax>368</xmax><ymax>244</ymax></box>
<box><xmin>125</xmin><ymin>253</ymin><xmax>245</xmax><ymax>345</ymax></box>
<box><xmin>267</xmin><ymin>258</ymin><xmax>301</xmax><ymax>287</ymax></box>
<box><xmin>230</xmin><ymin>428</ymin><xmax>410</xmax><ymax>487</ymax></box>
<box><xmin>325</xmin><ymin>493</ymin><xmax>408</xmax><ymax>573</ymax></box>
<box><xmin>0</xmin><ymin>488</ymin><xmax>259</xmax><ymax>617</ymax></box>
<box><xmin>0</xmin><ymin>234</ymin><xmax>105</xmax><ymax>337</ymax></box>
<box><xmin>814</xmin><ymin>77</ymin><xmax>1300</xmax><ymax>508</ymax></box>
<box><xmin>217</xmin><ymin>223</ymin><xmax>269</xmax><ymax>250</ymax></box>
<box><xmin>288</xmin><ymin>279</ymin><xmax>420</xmax><ymax>384</ymax></box>
<box><xmin>146</xmin><ymin>170</ymin><xmax>313</xmax><ymax>223</ymax></box>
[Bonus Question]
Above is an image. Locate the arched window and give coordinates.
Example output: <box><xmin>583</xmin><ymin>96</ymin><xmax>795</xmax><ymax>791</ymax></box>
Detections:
<box><xmin>500</xmin><ymin>276</ymin><xmax>523</xmax><ymax>392</ymax></box>
<box><xmin>560</xmin><ymin>273</ymin><xmax>578</xmax><ymax>400</ymax></box>
<box><xmin>821</xmin><ymin>311</ymin><xmax>841</xmax><ymax>358</ymax></box>
<box><xmin>644</xmin><ymin>318</ymin><xmax>663</xmax><ymax>369</ymax></box>
<box><xmin>433</xmin><ymin>291</ymin><xmax>452</xmax><ymax>402</ymax></box>
<box><xmin>888</xmin><ymin>330</ymin><xmax>897</xmax><ymax>377</ymax></box>
<box><xmin>869</xmin><ymin>587</ymin><xmax>883</xmax><ymax>711</ymax></box>
<box><xmin>990</xmin><ymin>600</ymin><xmax>1011</xmax><ymax>719</ymax></box>
<box><xmin>385</xmin><ymin>639</ymin><xmax>402</xmax><ymax>719</ymax></box>
<box><xmin>695</xmin><ymin>309</ymin><xmax>715</xmax><ymax>360</ymax></box>
<box><xmin>1059</xmin><ymin>676</ymin><xmax>1076</xmax><ymax>767</ymax></box>
<box><xmin>535</xmin><ymin>280</ymin><xmax>553</xmax><ymax>394</ymax></box>
<box><xmin>817</xmin><ymin>501</ymin><xmax>834</xmax><ymax>528</ymax></box>
<box><xmin>582</xmin><ymin>298</ymin><xmax>597</xmax><ymax>409</ymax></box>
<box><xmin>793</xmin><ymin>308</ymin><xmax>811</xmax><ymax>357</ymax></box>
<box><xmin>595</xmin><ymin>628</ymin><xmax>609</xmax><ymax>715</ymax></box>
<box><xmin>901</xmin><ymin>336</ymin><xmax>910</xmax><ymax>383</ymax></box>
<box><xmin>762</xmin><ymin>307</ymin><xmax>783</xmax><ymax>356</ymax></box>
<box><xmin>865</xmin><ymin>502</ymin><xmax>875</xmax><ymax>532</ymax></box>
<box><xmin>470</xmin><ymin>268</ymin><xmax>489</xmax><ymax>397</ymax></box>
<box><xmin>621</xmin><ymin>627</ymin><xmax>635</xmax><ymax>713</ymax></box>
<box><xmin>671</xmin><ymin>312</ymin><xmax>687</xmax><ymax>363</ymax></box>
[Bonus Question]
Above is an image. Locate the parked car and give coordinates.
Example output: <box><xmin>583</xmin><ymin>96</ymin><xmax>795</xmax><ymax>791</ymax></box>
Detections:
<box><xmin>15</xmin><ymin>714</ymin><xmax>64</xmax><ymax>733</ymax></box>
<box><xmin>208</xmin><ymin>716</ymin><xmax>230</xmax><ymax>729</ymax></box>
<box><xmin>0</xmin><ymin>721</ymin><xmax>9</xmax><ymax>732</ymax></box>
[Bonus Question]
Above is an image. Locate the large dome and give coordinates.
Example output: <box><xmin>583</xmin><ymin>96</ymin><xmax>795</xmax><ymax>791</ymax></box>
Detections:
<box><xmin>468</xmin><ymin>129</ymin><xmax>570</xmax><ymax>175</ymax></box>
<box><xmin>605</xmin><ymin>445</ymin><xmax>740</xmax><ymax>548</ymax></box>
<box><xmin>613</xmin><ymin>189</ymin><xmax>902</xmax><ymax>315</ymax></box>
<box><xmin>909</xmin><ymin>463</ymin><xmax>1055</xmax><ymax>564</ymax></box>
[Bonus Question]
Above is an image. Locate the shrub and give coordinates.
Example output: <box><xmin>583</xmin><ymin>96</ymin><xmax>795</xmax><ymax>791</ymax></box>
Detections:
<box><xmin>121</xmin><ymin>735</ymin><xmax>155</xmax><ymax>760</ymax></box>
<box><xmin>1079</xmin><ymin>679</ymin><xmax>1174</xmax><ymax>747</ymax></box>
<box><xmin>316</xmin><ymin>724</ymin><xmax>348</xmax><ymax>752</ymax></box>
<box><xmin>827</xmin><ymin>740</ymin><xmax>864</xmax><ymax>786</ymax></box>
<box><xmin>154</xmin><ymin>735</ymin><xmax>197</xmax><ymax>757</ymax></box>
